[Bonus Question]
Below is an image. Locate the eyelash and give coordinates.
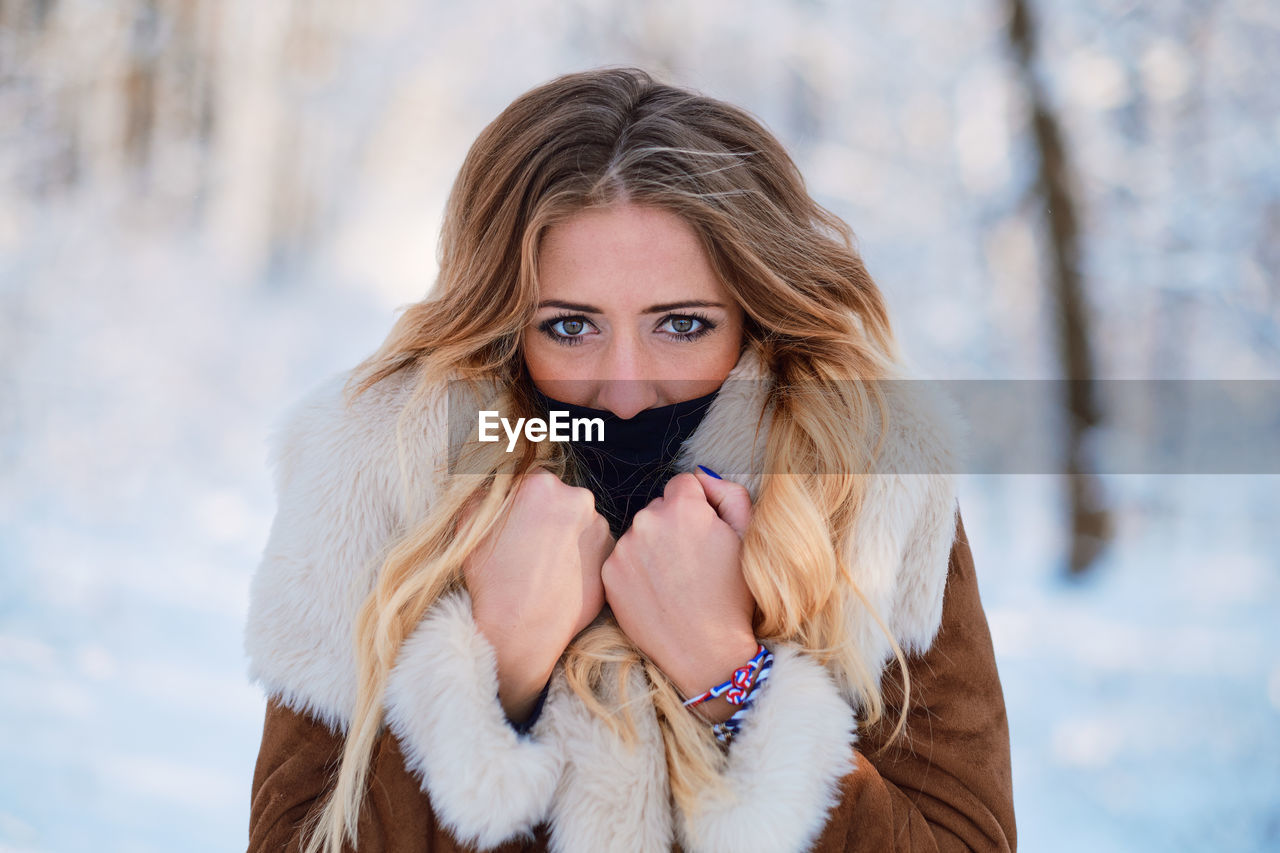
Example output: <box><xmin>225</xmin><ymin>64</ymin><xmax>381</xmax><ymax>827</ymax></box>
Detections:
<box><xmin>536</xmin><ymin>312</ymin><xmax>718</xmax><ymax>347</ymax></box>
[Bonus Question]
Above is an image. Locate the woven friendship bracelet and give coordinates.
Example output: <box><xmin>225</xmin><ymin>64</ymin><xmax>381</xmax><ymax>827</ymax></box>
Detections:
<box><xmin>712</xmin><ymin>647</ymin><xmax>774</xmax><ymax>744</ymax></box>
<box><xmin>682</xmin><ymin>644</ymin><xmax>769</xmax><ymax>708</ymax></box>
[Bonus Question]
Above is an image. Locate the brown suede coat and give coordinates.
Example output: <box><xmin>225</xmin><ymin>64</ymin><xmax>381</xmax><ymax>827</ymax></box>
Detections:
<box><xmin>247</xmin><ymin>512</ymin><xmax>1016</xmax><ymax>852</ymax></box>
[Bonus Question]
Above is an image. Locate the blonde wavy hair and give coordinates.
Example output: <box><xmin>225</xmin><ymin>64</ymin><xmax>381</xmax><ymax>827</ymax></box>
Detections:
<box><xmin>303</xmin><ymin>66</ymin><xmax>912</xmax><ymax>853</ymax></box>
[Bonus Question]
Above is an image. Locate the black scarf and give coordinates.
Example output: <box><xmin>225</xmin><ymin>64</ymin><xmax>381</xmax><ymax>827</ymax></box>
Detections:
<box><xmin>530</xmin><ymin>386</ymin><xmax>720</xmax><ymax>539</ymax></box>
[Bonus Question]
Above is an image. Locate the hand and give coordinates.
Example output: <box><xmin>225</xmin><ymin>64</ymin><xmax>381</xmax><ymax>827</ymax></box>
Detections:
<box><xmin>601</xmin><ymin>468</ymin><xmax>759</xmax><ymax>724</ymax></box>
<box><xmin>461</xmin><ymin>469</ymin><xmax>614</xmax><ymax>722</ymax></box>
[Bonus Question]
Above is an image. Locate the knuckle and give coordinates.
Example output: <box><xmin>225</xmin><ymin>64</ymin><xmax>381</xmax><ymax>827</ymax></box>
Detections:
<box><xmin>520</xmin><ymin>468</ymin><xmax>558</xmax><ymax>496</ymax></box>
<box><xmin>528</xmin><ymin>470</ymin><xmax>574</xmax><ymax>499</ymax></box>
<box><xmin>664</xmin><ymin>472</ymin><xmax>701</xmax><ymax>499</ymax></box>
<box><xmin>590</xmin><ymin>513</ymin><xmax>611</xmax><ymax>537</ymax></box>
<box><xmin>572</xmin><ymin>485</ymin><xmax>598</xmax><ymax>511</ymax></box>
<box><xmin>630</xmin><ymin>506</ymin><xmax>658</xmax><ymax>532</ymax></box>
<box><xmin>560</xmin><ymin>487</ymin><xmax>597</xmax><ymax>524</ymax></box>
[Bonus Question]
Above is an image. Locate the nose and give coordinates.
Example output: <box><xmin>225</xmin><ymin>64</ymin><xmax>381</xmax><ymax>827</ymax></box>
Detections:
<box><xmin>591</xmin><ymin>338</ymin><xmax>659</xmax><ymax>419</ymax></box>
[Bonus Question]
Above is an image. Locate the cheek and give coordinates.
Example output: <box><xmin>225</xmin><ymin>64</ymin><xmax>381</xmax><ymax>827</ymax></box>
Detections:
<box><xmin>521</xmin><ymin>333</ymin><xmax>569</xmax><ymax>383</ymax></box>
<box><xmin>702</xmin><ymin>322</ymin><xmax>745</xmax><ymax>377</ymax></box>
<box><xmin>684</xmin><ymin>346</ymin><xmax>732</xmax><ymax>379</ymax></box>
<box><xmin>660</xmin><ymin>326</ymin><xmax>744</xmax><ymax>390</ymax></box>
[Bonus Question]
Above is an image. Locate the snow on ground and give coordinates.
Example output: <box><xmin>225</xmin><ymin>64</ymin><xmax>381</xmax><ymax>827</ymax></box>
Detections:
<box><xmin>0</xmin><ymin>195</ymin><xmax>393</xmax><ymax>852</ymax></box>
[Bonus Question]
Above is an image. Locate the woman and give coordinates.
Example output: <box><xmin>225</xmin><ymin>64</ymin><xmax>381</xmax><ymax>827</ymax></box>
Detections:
<box><xmin>244</xmin><ymin>67</ymin><xmax>1016</xmax><ymax>853</ymax></box>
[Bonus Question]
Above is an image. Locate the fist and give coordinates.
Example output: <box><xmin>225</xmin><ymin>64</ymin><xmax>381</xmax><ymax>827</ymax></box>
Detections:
<box><xmin>600</xmin><ymin>469</ymin><xmax>758</xmax><ymax>705</ymax></box>
<box><xmin>463</xmin><ymin>468</ymin><xmax>612</xmax><ymax>647</ymax></box>
<box><xmin>461</xmin><ymin>468</ymin><xmax>613</xmax><ymax>720</ymax></box>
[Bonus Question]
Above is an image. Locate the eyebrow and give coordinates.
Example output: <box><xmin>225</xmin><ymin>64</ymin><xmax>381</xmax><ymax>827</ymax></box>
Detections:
<box><xmin>536</xmin><ymin>299</ymin><xmax>728</xmax><ymax>314</ymax></box>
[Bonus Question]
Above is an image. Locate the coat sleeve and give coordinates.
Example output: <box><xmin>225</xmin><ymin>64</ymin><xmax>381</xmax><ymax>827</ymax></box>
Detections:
<box><xmin>246</xmin><ymin>693</ymin><xmax>561</xmax><ymax>853</ymax></box>
<box><xmin>243</xmin><ymin>373</ymin><xmax>564</xmax><ymax>851</ymax></box>
<box><xmin>809</xmin><ymin>509</ymin><xmax>1017</xmax><ymax>852</ymax></box>
<box><xmin>674</xmin><ymin>510</ymin><xmax>1016</xmax><ymax>853</ymax></box>
<box><xmin>247</xmin><ymin>695</ymin><xmax>403</xmax><ymax>853</ymax></box>
<box><xmin>245</xmin><ymin>598</ymin><xmax>565</xmax><ymax>852</ymax></box>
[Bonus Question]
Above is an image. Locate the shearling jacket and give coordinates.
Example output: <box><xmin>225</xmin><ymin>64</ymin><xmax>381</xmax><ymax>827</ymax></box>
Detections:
<box><xmin>243</xmin><ymin>347</ymin><xmax>1017</xmax><ymax>853</ymax></box>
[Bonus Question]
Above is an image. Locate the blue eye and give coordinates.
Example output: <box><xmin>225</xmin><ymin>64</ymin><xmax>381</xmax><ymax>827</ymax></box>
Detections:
<box><xmin>537</xmin><ymin>314</ymin><xmax>595</xmax><ymax>346</ymax></box>
<box><xmin>659</xmin><ymin>313</ymin><xmax>716</xmax><ymax>341</ymax></box>
<box><xmin>552</xmin><ymin>318</ymin><xmax>588</xmax><ymax>336</ymax></box>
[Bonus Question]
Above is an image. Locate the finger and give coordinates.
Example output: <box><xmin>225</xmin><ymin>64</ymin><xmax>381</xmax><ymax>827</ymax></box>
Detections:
<box><xmin>637</xmin><ymin>495</ymin><xmax>665</xmax><ymax>514</ymax></box>
<box><xmin>662</xmin><ymin>471</ymin><xmax>703</xmax><ymax>499</ymax></box>
<box><xmin>691</xmin><ymin>467</ymin><xmax>753</xmax><ymax>537</ymax></box>
<box><xmin>583</xmin><ymin>514</ymin><xmax>617</xmax><ymax>560</ymax></box>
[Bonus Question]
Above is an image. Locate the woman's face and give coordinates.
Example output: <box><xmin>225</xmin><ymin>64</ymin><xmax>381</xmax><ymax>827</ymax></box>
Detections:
<box><xmin>523</xmin><ymin>202</ymin><xmax>746</xmax><ymax>419</ymax></box>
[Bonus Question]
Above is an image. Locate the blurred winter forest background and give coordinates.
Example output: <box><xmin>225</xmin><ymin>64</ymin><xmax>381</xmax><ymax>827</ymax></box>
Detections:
<box><xmin>2</xmin><ymin>0</ymin><xmax>1278</xmax><ymax>850</ymax></box>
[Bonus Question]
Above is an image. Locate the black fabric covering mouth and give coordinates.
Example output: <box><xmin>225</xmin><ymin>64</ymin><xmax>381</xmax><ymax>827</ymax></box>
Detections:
<box><xmin>530</xmin><ymin>385</ymin><xmax>721</xmax><ymax>538</ymax></box>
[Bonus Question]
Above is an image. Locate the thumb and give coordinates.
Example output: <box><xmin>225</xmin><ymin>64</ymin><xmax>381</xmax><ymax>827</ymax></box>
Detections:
<box><xmin>692</xmin><ymin>466</ymin><xmax>753</xmax><ymax>538</ymax></box>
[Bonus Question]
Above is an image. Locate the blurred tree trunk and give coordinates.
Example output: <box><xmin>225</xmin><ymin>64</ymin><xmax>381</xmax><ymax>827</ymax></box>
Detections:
<box><xmin>1006</xmin><ymin>0</ymin><xmax>1113</xmax><ymax>575</ymax></box>
<box><xmin>123</xmin><ymin>0</ymin><xmax>159</xmax><ymax>174</ymax></box>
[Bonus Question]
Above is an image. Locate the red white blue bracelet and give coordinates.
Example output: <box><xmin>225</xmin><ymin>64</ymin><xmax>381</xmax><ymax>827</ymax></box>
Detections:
<box><xmin>712</xmin><ymin>647</ymin><xmax>773</xmax><ymax>744</ymax></box>
<box><xmin>683</xmin><ymin>644</ymin><xmax>771</xmax><ymax>708</ymax></box>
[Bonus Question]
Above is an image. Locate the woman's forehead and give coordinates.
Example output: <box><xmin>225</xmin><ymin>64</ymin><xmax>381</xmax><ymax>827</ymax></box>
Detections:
<box><xmin>537</xmin><ymin>203</ymin><xmax>731</xmax><ymax>308</ymax></box>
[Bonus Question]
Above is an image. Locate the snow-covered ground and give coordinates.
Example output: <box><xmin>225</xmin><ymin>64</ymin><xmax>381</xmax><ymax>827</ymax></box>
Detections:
<box><xmin>3</xmin><ymin>1</ymin><xmax>1278</xmax><ymax>850</ymax></box>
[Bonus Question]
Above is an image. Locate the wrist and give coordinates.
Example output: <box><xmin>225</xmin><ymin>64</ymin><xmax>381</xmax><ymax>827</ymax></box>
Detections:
<box><xmin>686</xmin><ymin>693</ymin><xmax>738</xmax><ymax>725</ymax></box>
<box><xmin>707</xmin><ymin>646</ymin><xmax>775</xmax><ymax>744</ymax></box>
<box><xmin>680</xmin><ymin>641</ymin><xmax>772</xmax><ymax>728</ymax></box>
<box><xmin>474</xmin><ymin>605</ymin><xmax>571</xmax><ymax>668</ymax></box>
<box><xmin>668</xmin><ymin>632</ymin><xmax>760</xmax><ymax>700</ymax></box>
<box><xmin>494</xmin><ymin>650</ymin><xmax>557</xmax><ymax>724</ymax></box>
<box><xmin>473</xmin><ymin>614</ymin><xmax>564</xmax><ymax>724</ymax></box>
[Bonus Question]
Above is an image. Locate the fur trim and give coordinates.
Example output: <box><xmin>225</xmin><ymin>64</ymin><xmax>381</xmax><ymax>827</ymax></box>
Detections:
<box><xmin>384</xmin><ymin>590</ymin><xmax>564</xmax><ymax>850</ymax></box>
<box><xmin>671</xmin><ymin>344</ymin><xmax>774</xmax><ymax>501</ymax></box>
<box><xmin>540</xmin><ymin>665</ymin><xmax>674</xmax><ymax>853</ymax></box>
<box><xmin>243</xmin><ymin>366</ymin><xmax>450</xmax><ymax>730</ymax></box>
<box><xmin>876</xmin><ymin>372</ymin><xmax>970</xmax><ymax>653</ymax></box>
<box><xmin>675</xmin><ymin>645</ymin><xmax>858</xmax><ymax>853</ymax></box>
<box><xmin>243</xmin><ymin>369</ymin><xmax>413</xmax><ymax>731</ymax></box>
